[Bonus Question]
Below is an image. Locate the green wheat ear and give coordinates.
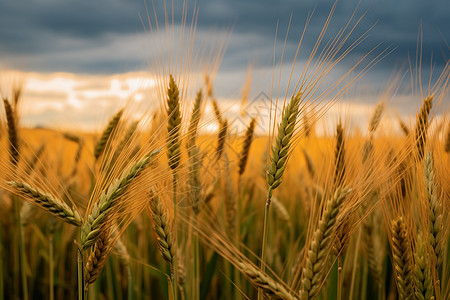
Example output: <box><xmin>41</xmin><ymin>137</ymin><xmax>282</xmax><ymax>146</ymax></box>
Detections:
<box><xmin>266</xmin><ymin>92</ymin><xmax>302</xmax><ymax>198</ymax></box>
<box><xmin>166</xmin><ymin>74</ymin><xmax>182</xmax><ymax>170</ymax></box>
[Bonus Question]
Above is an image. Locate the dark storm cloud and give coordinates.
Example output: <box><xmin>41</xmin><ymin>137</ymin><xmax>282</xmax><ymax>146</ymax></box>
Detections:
<box><xmin>0</xmin><ymin>0</ymin><xmax>449</xmax><ymax>75</ymax></box>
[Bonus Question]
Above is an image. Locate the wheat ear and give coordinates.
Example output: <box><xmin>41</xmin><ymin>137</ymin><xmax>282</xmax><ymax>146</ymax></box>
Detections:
<box><xmin>3</xmin><ymin>98</ymin><xmax>19</xmax><ymax>165</ymax></box>
<box><xmin>237</xmin><ymin>262</ymin><xmax>298</xmax><ymax>300</ymax></box>
<box><xmin>369</xmin><ymin>102</ymin><xmax>384</xmax><ymax>134</ymax></box>
<box><xmin>167</xmin><ymin>74</ymin><xmax>182</xmax><ymax>170</ymax></box>
<box><xmin>302</xmin><ymin>149</ymin><xmax>315</xmax><ymax>179</ymax></box>
<box><xmin>94</xmin><ymin>108</ymin><xmax>123</xmax><ymax>160</ymax></box>
<box><xmin>267</xmin><ymin>93</ymin><xmax>302</xmax><ymax>196</ymax></box>
<box><xmin>391</xmin><ymin>216</ymin><xmax>414</xmax><ymax>300</ymax></box>
<box><xmin>215</xmin><ymin>119</ymin><xmax>228</xmax><ymax>161</ymax></box>
<box><xmin>299</xmin><ymin>187</ymin><xmax>352</xmax><ymax>300</ymax></box>
<box><xmin>81</xmin><ymin>149</ymin><xmax>160</xmax><ymax>250</ymax></box>
<box><xmin>424</xmin><ymin>152</ymin><xmax>443</xmax><ymax>267</ymax></box>
<box><xmin>84</xmin><ymin>231</ymin><xmax>112</xmax><ymax>287</ymax></box>
<box><xmin>7</xmin><ymin>181</ymin><xmax>83</xmax><ymax>226</ymax></box>
<box><xmin>187</xmin><ymin>89</ymin><xmax>202</xmax><ymax>150</ymax></box>
<box><xmin>149</xmin><ymin>194</ymin><xmax>175</xmax><ymax>265</ymax></box>
<box><xmin>334</xmin><ymin>122</ymin><xmax>346</xmax><ymax>187</ymax></box>
<box><xmin>414</xmin><ymin>232</ymin><xmax>434</xmax><ymax>300</ymax></box>
<box><xmin>238</xmin><ymin>118</ymin><xmax>256</xmax><ymax>175</ymax></box>
<box><xmin>399</xmin><ymin>118</ymin><xmax>410</xmax><ymax>136</ymax></box>
<box><xmin>272</xmin><ymin>197</ymin><xmax>292</xmax><ymax>228</ymax></box>
<box><xmin>414</xmin><ymin>96</ymin><xmax>433</xmax><ymax>161</ymax></box>
<box><xmin>211</xmin><ymin>99</ymin><xmax>222</xmax><ymax>125</ymax></box>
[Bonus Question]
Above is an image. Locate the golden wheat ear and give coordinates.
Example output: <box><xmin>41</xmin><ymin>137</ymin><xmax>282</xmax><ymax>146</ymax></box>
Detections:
<box><xmin>3</xmin><ymin>98</ymin><xmax>19</xmax><ymax>166</ymax></box>
<box><xmin>238</xmin><ymin>118</ymin><xmax>256</xmax><ymax>176</ymax></box>
<box><xmin>149</xmin><ymin>194</ymin><xmax>175</xmax><ymax>265</ymax></box>
<box><xmin>414</xmin><ymin>96</ymin><xmax>433</xmax><ymax>161</ymax></box>
<box><xmin>94</xmin><ymin>108</ymin><xmax>124</xmax><ymax>160</ymax></box>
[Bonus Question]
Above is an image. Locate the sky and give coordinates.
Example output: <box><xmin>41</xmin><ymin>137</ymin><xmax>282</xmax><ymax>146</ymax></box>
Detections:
<box><xmin>0</xmin><ymin>0</ymin><xmax>449</xmax><ymax>131</ymax></box>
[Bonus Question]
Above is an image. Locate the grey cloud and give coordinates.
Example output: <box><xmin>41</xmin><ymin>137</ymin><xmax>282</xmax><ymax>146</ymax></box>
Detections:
<box><xmin>0</xmin><ymin>0</ymin><xmax>449</xmax><ymax>100</ymax></box>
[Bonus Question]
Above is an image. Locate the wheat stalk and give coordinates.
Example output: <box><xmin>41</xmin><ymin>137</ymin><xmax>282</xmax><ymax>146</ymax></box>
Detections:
<box><xmin>188</xmin><ymin>146</ymin><xmax>203</xmax><ymax>215</ymax></box>
<box><xmin>223</xmin><ymin>154</ymin><xmax>237</xmax><ymax>239</ymax></box>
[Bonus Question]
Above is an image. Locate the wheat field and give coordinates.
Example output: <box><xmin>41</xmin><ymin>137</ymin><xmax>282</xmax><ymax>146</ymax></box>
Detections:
<box><xmin>0</xmin><ymin>2</ymin><xmax>449</xmax><ymax>300</ymax></box>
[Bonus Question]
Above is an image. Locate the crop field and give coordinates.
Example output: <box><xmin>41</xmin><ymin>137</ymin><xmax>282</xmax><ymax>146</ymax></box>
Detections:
<box><xmin>0</xmin><ymin>1</ymin><xmax>449</xmax><ymax>300</ymax></box>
